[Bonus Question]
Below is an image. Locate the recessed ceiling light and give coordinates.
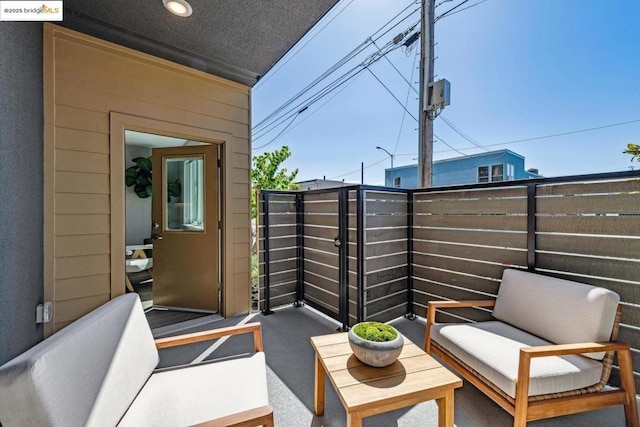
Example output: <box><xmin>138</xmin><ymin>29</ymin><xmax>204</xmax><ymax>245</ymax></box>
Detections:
<box><xmin>163</xmin><ymin>0</ymin><xmax>192</xmax><ymax>17</ymax></box>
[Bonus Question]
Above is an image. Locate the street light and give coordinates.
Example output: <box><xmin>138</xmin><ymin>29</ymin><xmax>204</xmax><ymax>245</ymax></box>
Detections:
<box><xmin>376</xmin><ymin>146</ymin><xmax>394</xmax><ymax>169</ymax></box>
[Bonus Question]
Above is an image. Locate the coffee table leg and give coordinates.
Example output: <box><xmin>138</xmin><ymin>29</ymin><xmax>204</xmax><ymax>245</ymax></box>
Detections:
<box><xmin>314</xmin><ymin>353</ymin><xmax>325</xmax><ymax>415</ymax></box>
<box><xmin>436</xmin><ymin>389</ymin><xmax>455</xmax><ymax>427</ymax></box>
<box><xmin>347</xmin><ymin>411</ymin><xmax>363</xmax><ymax>427</ymax></box>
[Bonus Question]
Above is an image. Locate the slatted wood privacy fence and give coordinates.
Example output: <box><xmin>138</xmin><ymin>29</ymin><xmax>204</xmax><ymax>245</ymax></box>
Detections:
<box><xmin>258</xmin><ymin>172</ymin><xmax>640</xmax><ymax>389</ymax></box>
<box><xmin>258</xmin><ymin>187</ymin><xmax>410</xmax><ymax>327</ymax></box>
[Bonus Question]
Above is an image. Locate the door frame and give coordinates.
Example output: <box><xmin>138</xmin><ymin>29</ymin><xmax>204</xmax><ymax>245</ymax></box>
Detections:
<box><xmin>110</xmin><ymin>113</ymin><xmax>230</xmax><ymax>311</ymax></box>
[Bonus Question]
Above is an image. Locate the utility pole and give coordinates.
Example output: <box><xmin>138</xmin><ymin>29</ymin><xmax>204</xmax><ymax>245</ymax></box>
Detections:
<box><xmin>418</xmin><ymin>0</ymin><xmax>435</xmax><ymax>188</ymax></box>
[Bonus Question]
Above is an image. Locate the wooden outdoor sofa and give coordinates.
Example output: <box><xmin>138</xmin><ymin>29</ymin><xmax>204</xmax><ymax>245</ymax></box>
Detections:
<box><xmin>0</xmin><ymin>294</ymin><xmax>274</xmax><ymax>427</ymax></box>
<box><xmin>425</xmin><ymin>268</ymin><xmax>639</xmax><ymax>427</ymax></box>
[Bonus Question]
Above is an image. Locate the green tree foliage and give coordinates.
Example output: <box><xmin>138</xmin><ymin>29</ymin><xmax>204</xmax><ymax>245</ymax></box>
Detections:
<box><xmin>624</xmin><ymin>143</ymin><xmax>640</xmax><ymax>162</ymax></box>
<box><xmin>251</xmin><ymin>146</ymin><xmax>299</xmax><ymax>218</ymax></box>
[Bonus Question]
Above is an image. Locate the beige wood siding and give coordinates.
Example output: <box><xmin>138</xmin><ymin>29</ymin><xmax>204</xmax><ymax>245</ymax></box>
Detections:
<box><xmin>44</xmin><ymin>24</ymin><xmax>251</xmax><ymax>334</ymax></box>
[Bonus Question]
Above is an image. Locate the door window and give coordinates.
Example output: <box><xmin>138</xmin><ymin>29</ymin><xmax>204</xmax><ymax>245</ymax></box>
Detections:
<box><xmin>165</xmin><ymin>156</ymin><xmax>205</xmax><ymax>231</ymax></box>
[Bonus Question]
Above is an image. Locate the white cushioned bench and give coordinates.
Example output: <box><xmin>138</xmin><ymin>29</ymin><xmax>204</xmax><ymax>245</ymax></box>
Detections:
<box><xmin>0</xmin><ymin>294</ymin><xmax>273</xmax><ymax>427</ymax></box>
<box><xmin>425</xmin><ymin>268</ymin><xmax>638</xmax><ymax>427</ymax></box>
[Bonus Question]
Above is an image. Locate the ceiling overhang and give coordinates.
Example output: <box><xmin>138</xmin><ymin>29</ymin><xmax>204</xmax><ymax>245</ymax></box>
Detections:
<box><xmin>59</xmin><ymin>0</ymin><xmax>339</xmax><ymax>87</ymax></box>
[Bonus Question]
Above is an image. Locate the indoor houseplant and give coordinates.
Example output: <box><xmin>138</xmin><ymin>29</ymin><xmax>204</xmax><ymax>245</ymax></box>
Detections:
<box><xmin>347</xmin><ymin>321</ymin><xmax>404</xmax><ymax>367</ymax></box>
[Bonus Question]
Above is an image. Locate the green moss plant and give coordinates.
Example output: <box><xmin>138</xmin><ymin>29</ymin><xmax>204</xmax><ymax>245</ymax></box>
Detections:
<box><xmin>353</xmin><ymin>322</ymin><xmax>398</xmax><ymax>342</ymax></box>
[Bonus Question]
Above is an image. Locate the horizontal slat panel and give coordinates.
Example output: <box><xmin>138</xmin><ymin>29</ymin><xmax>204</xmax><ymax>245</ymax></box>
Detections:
<box><xmin>366</xmin><ymin>278</ymin><xmax>407</xmax><ymax>302</ymax></box>
<box><xmin>367</xmin><ymin>294</ymin><xmax>406</xmax><ymax>318</ymax></box>
<box><xmin>365</xmin><ymin>253</ymin><xmax>406</xmax><ymax>271</ymax></box>
<box><xmin>364</xmin><ymin>200</ymin><xmax>408</xmax><ymax>215</ymax></box>
<box><xmin>259</xmin><ymin>247</ymin><xmax>296</xmax><ymax>263</ymax></box>
<box><xmin>422</xmin><ymin>197</ymin><xmax>526</xmax><ymax>215</ymax></box>
<box><xmin>265</xmin><ymin>236</ymin><xmax>297</xmax><ymax>250</ymax></box>
<box><xmin>366</xmin><ymin>304</ymin><xmax>407</xmax><ymax>323</ymax></box>
<box><xmin>261</xmin><ymin>213</ymin><xmax>297</xmax><ymax>226</ymax></box>
<box><xmin>413</xmin><ymin>228</ymin><xmax>527</xmax><ymax>248</ymax></box>
<box><xmin>413</xmin><ymin>241</ymin><xmax>527</xmax><ymax>266</ymax></box>
<box><xmin>412</xmin><ymin>267</ymin><xmax>501</xmax><ymax>295</ymax></box>
<box><xmin>304</xmin><ymin>192</ymin><xmax>340</xmax><ymax>202</ymax></box>
<box><xmin>413</xmin><ymin>256</ymin><xmax>507</xmax><ymax>286</ymax></box>
<box><xmin>536</xmin><ymin>253</ymin><xmax>639</xmax><ymax>283</ymax></box>
<box><xmin>537</xmin><ymin>216</ymin><xmax>640</xmax><ymax>236</ymax></box>
<box><xmin>267</xmin><ymin>294</ymin><xmax>297</xmax><ymax>309</ymax></box>
<box><xmin>55</xmin><ymin>105</ymin><xmax>108</xmax><ymax>133</ymax></box>
<box><xmin>366</xmin><ymin>266</ymin><xmax>408</xmax><ymax>287</ymax></box>
<box><xmin>304</xmin><ymin>249</ymin><xmax>338</xmax><ymax>269</ymax></box>
<box><xmin>365</xmin><ymin>227</ymin><xmax>407</xmax><ymax>243</ymax></box>
<box><xmin>365</xmin><ymin>240</ymin><xmax>407</xmax><ymax>258</ymax></box>
<box><xmin>365</xmin><ymin>215</ymin><xmax>408</xmax><ymax>228</ymax></box>
<box><xmin>414</xmin><ymin>187</ymin><xmax>527</xmax><ymax>201</ymax></box>
<box><xmin>537</xmin><ymin>234</ymin><xmax>640</xmax><ymax>259</ymax></box>
<box><xmin>266</xmin><ymin>259</ymin><xmax>297</xmax><ymax>274</ymax></box>
<box><xmin>303</xmin><ymin>214</ymin><xmax>340</xmax><ymax>227</ymax></box>
<box><xmin>537</xmin><ymin>194</ymin><xmax>640</xmax><ymax>214</ymax></box>
<box><xmin>304</xmin><ymin>225</ymin><xmax>339</xmax><ymax>240</ymax></box>
<box><xmin>365</xmin><ymin>191</ymin><xmax>407</xmax><ymax>201</ymax></box>
<box><xmin>304</xmin><ymin>261</ymin><xmax>338</xmax><ymax>281</ymax></box>
<box><xmin>303</xmin><ymin>202</ymin><xmax>339</xmax><ymax>214</ymax></box>
<box><xmin>257</xmin><ymin>224</ymin><xmax>297</xmax><ymax>239</ymax></box>
<box><xmin>268</xmin><ymin>270</ymin><xmax>297</xmax><ymax>286</ymax></box>
<box><xmin>265</xmin><ymin>202</ymin><xmax>297</xmax><ymax>214</ymax></box>
<box><xmin>304</xmin><ymin>237</ymin><xmax>338</xmax><ymax>254</ymax></box>
<box><xmin>537</xmin><ymin>179</ymin><xmax>640</xmax><ymax>197</ymax></box>
<box><xmin>413</xmin><ymin>214</ymin><xmax>526</xmax><ymax>231</ymax></box>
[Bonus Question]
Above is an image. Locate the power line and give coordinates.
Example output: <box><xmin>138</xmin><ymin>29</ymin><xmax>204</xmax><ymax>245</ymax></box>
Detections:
<box><xmin>439</xmin><ymin>115</ymin><xmax>488</xmax><ymax>151</ymax></box>
<box><xmin>253</xmin><ymin>3</ymin><xmax>420</xmax><ymax>135</ymax></box>
<box><xmin>366</xmin><ymin>68</ymin><xmax>418</xmax><ymax>122</ymax></box>
<box><xmin>433</xmin><ymin>132</ymin><xmax>466</xmax><ymax>155</ymax></box>
<box><xmin>436</xmin><ymin>0</ymin><xmax>487</xmax><ymax>20</ymax></box>
<box><xmin>327</xmin><ymin>118</ymin><xmax>640</xmax><ymax>180</ymax></box>
<box><xmin>254</xmin><ymin>0</ymin><xmax>356</xmax><ymax>91</ymax></box>
<box><xmin>253</xmin><ymin>110</ymin><xmax>305</xmax><ymax>150</ymax></box>
<box><xmin>252</xmin><ymin>27</ymin><xmax>417</xmax><ymax>148</ymax></box>
<box><xmin>392</xmin><ymin>48</ymin><xmax>419</xmax><ymax>156</ymax></box>
<box><xmin>436</xmin><ymin>0</ymin><xmax>471</xmax><ymax>21</ymax></box>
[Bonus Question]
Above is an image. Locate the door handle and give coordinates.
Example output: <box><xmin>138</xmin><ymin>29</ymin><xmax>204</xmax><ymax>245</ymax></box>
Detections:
<box><xmin>151</xmin><ymin>234</ymin><xmax>163</xmax><ymax>240</ymax></box>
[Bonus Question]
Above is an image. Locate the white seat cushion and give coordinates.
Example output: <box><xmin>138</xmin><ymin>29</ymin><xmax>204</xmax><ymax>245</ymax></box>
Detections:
<box><xmin>0</xmin><ymin>294</ymin><xmax>158</xmax><ymax>427</ymax></box>
<box><xmin>125</xmin><ymin>258</ymin><xmax>153</xmax><ymax>273</ymax></box>
<box><xmin>492</xmin><ymin>269</ymin><xmax>619</xmax><ymax>360</ymax></box>
<box><xmin>431</xmin><ymin>321</ymin><xmax>603</xmax><ymax>398</ymax></box>
<box><xmin>119</xmin><ymin>352</ymin><xmax>269</xmax><ymax>426</ymax></box>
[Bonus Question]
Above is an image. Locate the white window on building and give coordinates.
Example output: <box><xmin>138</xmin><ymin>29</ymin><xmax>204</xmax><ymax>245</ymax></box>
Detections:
<box><xmin>491</xmin><ymin>164</ymin><xmax>504</xmax><ymax>182</ymax></box>
<box><xmin>394</xmin><ymin>176</ymin><xmax>401</xmax><ymax>187</ymax></box>
<box><xmin>478</xmin><ymin>164</ymin><xmax>505</xmax><ymax>183</ymax></box>
<box><xmin>478</xmin><ymin>166</ymin><xmax>489</xmax><ymax>183</ymax></box>
<box><xmin>507</xmin><ymin>163</ymin><xmax>515</xmax><ymax>180</ymax></box>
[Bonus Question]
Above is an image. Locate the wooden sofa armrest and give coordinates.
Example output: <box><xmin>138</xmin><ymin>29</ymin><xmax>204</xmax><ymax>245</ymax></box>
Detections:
<box><xmin>190</xmin><ymin>405</ymin><xmax>274</xmax><ymax>427</ymax></box>
<box><xmin>515</xmin><ymin>341</ymin><xmax>637</xmax><ymax>420</ymax></box>
<box><xmin>425</xmin><ymin>300</ymin><xmax>495</xmax><ymax>353</ymax></box>
<box><xmin>155</xmin><ymin>322</ymin><xmax>264</xmax><ymax>352</ymax></box>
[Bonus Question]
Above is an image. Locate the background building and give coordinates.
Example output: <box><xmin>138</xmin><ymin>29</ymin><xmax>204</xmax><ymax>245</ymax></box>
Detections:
<box><xmin>385</xmin><ymin>149</ymin><xmax>541</xmax><ymax>188</ymax></box>
<box><xmin>297</xmin><ymin>178</ymin><xmax>354</xmax><ymax>191</ymax></box>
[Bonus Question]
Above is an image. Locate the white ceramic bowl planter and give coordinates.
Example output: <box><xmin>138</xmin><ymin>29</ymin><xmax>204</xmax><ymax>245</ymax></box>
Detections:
<box><xmin>348</xmin><ymin>321</ymin><xmax>404</xmax><ymax>367</ymax></box>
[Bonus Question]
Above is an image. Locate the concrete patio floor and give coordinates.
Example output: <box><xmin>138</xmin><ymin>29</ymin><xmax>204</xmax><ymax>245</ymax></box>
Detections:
<box><xmin>150</xmin><ymin>305</ymin><xmax>637</xmax><ymax>427</ymax></box>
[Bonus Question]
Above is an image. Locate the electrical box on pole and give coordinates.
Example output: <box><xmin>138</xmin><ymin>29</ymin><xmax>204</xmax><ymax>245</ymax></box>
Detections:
<box><xmin>427</xmin><ymin>79</ymin><xmax>450</xmax><ymax>111</ymax></box>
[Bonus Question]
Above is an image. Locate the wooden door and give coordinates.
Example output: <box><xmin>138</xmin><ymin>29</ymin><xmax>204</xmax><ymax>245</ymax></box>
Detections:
<box><xmin>151</xmin><ymin>145</ymin><xmax>219</xmax><ymax>311</ymax></box>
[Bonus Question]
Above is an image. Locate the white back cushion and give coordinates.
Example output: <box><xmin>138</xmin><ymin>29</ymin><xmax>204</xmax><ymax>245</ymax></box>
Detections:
<box><xmin>0</xmin><ymin>294</ymin><xmax>158</xmax><ymax>427</ymax></box>
<box><xmin>492</xmin><ymin>269</ymin><xmax>619</xmax><ymax>360</ymax></box>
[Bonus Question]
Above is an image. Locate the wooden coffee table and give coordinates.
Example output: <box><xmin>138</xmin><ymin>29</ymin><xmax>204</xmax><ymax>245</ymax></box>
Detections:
<box><xmin>311</xmin><ymin>332</ymin><xmax>462</xmax><ymax>427</ymax></box>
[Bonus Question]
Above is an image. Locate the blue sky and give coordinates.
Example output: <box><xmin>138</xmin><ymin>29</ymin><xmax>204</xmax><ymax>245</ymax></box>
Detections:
<box><xmin>252</xmin><ymin>0</ymin><xmax>640</xmax><ymax>185</ymax></box>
